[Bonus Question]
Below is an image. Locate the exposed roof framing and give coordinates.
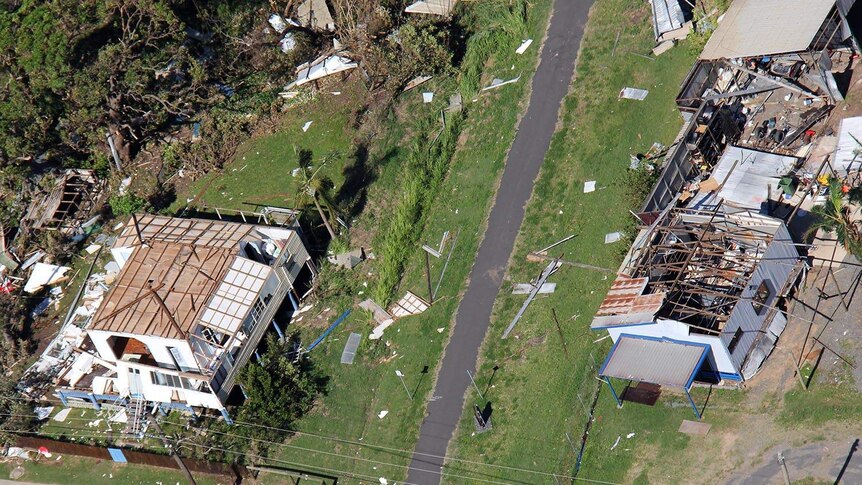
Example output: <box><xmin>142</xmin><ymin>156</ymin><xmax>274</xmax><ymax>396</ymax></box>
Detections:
<box><xmin>620</xmin><ymin>203</ymin><xmax>782</xmax><ymax>332</ymax></box>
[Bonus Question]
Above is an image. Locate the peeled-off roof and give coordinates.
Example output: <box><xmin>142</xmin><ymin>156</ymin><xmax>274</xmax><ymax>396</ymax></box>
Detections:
<box><xmin>92</xmin><ymin>215</ymin><xmax>292</xmax><ymax>340</ymax></box>
<box><xmin>700</xmin><ymin>0</ymin><xmax>835</xmax><ymax>60</ymax></box>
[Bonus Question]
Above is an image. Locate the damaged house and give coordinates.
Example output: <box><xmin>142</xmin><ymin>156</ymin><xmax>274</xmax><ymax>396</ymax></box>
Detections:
<box><xmin>592</xmin><ymin>204</ymin><xmax>802</xmax><ymax>416</ymax></box>
<box><xmin>52</xmin><ymin>215</ymin><xmax>314</xmax><ymax>423</ymax></box>
<box><xmin>642</xmin><ymin>0</ymin><xmax>860</xmax><ymax>212</ymax></box>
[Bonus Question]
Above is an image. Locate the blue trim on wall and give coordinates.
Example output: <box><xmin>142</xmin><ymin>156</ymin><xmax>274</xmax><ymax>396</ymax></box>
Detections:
<box><xmin>718</xmin><ymin>372</ymin><xmax>743</xmax><ymax>381</ymax></box>
<box><xmin>602</xmin><ymin>334</ymin><xmax>711</xmax><ymax>390</ymax></box>
<box><xmin>590</xmin><ymin>321</ymin><xmax>657</xmax><ymax>331</ymax></box>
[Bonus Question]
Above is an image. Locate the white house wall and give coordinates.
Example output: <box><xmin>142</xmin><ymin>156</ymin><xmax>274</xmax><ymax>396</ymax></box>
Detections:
<box><xmin>87</xmin><ymin>330</ymin><xmax>199</xmax><ymax>373</ymax></box>
<box><xmin>111</xmin><ymin>361</ymin><xmax>223</xmax><ymax>409</ymax></box>
<box><xmin>605</xmin><ymin>319</ymin><xmax>737</xmax><ymax>377</ymax></box>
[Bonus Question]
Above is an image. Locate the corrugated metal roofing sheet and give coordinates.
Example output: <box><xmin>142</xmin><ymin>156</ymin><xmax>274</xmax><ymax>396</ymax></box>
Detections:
<box><xmin>833</xmin><ymin>116</ymin><xmax>862</xmax><ymax>172</ymax></box>
<box><xmin>700</xmin><ymin>0</ymin><xmax>835</xmax><ymax>60</ymax></box>
<box><xmin>600</xmin><ymin>335</ymin><xmax>708</xmax><ymax>388</ymax></box>
<box><xmin>651</xmin><ymin>0</ymin><xmax>685</xmax><ymax>40</ymax></box>
<box><xmin>591</xmin><ymin>276</ymin><xmax>664</xmax><ymax>328</ymax></box>
<box><xmin>708</xmin><ymin>146</ymin><xmax>798</xmax><ymax>211</ymax></box>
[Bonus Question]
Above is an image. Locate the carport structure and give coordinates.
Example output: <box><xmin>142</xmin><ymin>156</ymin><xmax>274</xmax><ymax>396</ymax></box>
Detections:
<box><xmin>599</xmin><ymin>334</ymin><xmax>709</xmax><ymax>419</ymax></box>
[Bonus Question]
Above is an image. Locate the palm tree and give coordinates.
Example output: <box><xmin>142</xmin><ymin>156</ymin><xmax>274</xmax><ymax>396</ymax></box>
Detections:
<box><xmin>294</xmin><ymin>147</ymin><xmax>341</xmax><ymax>240</ymax></box>
<box><xmin>807</xmin><ymin>178</ymin><xmax>862</xmax><ymax>258</ymax></box>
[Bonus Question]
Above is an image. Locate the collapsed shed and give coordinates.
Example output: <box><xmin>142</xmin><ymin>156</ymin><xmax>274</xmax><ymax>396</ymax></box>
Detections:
<box><xmin>23</xmin><ymin>169</ymin><xmax>104</xmax><ymax>235</ymax></box>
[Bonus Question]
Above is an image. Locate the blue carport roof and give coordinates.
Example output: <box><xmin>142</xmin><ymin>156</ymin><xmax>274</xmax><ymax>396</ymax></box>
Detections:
<box><xmin>599</xmin><ymin>334</ymin><xmax>709</xmax><ymax>389</ymax></box>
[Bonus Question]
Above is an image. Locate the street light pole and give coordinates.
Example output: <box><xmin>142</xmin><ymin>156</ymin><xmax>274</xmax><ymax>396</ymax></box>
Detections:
<box><xmin>396</xmin><ymin>370</ymin><xmax>413</xmax><ymax>401</ymax></box>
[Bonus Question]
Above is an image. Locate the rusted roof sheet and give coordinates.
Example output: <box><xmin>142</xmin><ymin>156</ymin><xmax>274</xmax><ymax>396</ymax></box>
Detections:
<box><xmin>592</xmin><ymin>276</ymin><xmax>664</xmax><ymax>329</ymax></box>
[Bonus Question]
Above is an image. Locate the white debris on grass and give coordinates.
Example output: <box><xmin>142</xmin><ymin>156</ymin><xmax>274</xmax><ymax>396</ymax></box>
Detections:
<box><xmin>515</xmin><ymin>39</ymin><xmax>533</xmax><ymax>54</ymax></box>
<box><xmin>626</xmin><ymin>432</ymin><xmax>636</xmax><ymax>439</ymax></box>
<box><xmin>302</xmin><ymin>121</ymin><xmax>313</xmax><ymax>132</ymax></box>
<box><xmin>619</xmin><ymin>87</ymin><xmax>649</xmax><ymax>100</ymax></box>
<box><xmin>611</xmin><ymin>435</ymin><xmax>621</xmax><ymax>450</ymax></box>
<box><xmin>53</xmin><ymin>408</ymin><xmax>71</xmax><ymax>422</ymax></box>
<box><xmin>85</xmin><ymin>244</ymin><xmax>102</xmax><ymax>255</ymax></box>
<box><xmin>584</xmin><ymin>180</ymin><xmax>597</xmax><ymax>193</ymax></box>
<box><xmin>377</xmin><ymin>410</ymin><xmax>388</xmax><ymax>419</ymax></box>
<box><xmin>423</xmin><ymin>92</ymin><xmax>434</xmax><ymax>103</ymax></box>
<box><xmin>604</xmin><ymin>232</ymin><xmax>622</xmax><ymax>244</ymax></box>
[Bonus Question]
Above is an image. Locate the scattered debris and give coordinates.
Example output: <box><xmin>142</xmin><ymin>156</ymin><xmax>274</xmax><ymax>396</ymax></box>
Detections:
<box><xmin>369</xmin><ymin>320</ymin><xmax>394</xmax><ymax>341</ymax></box>
<box><xmin>389</xmin><ymin>291</ymin><xmax>429</xmax><ymax>318</ymax></box>
<box><xmin>85</xmin><ymin>244</ymin><xmax>101</xmax><ymax>254</ymax></box>
<box><xmin>279</xmin><ymin>33</ymin><xmax>296</xmax><ymax>53</ymax></box>
<box><xmin>34</xmin><ymin>406</ymin><xmax>54</xmax><ymax>420</ymax></box>
<box><xmin>327</xmin><ymin>248</ymin><xmax>365</xmax><ymax>269</ymax></box>
<box><xmin>678</xmin><ymin>419</ymin><xmax>711</xmax><ymax>436</ymax></box>
<box><xmin>295</xmin><ymin>55</ymin><xmax>358</xmax><ymax>86</ymax></box>
<box><xmin>268</xmin><ymin>13</ymin><xmax>287</xmax><ymax>33</ymax></box>
<box><xmin>482</xmin><ymin>75</ymin><xmax>521</xmax><ymax>92</ymax></box>
<box><xmin>626</xmin><ymin>432</ymin><xmax>635</xmax><ymax>439</ymax></box>
<box><xmin>359</xmin><ymin>299</ymin><xmax>394</xmax><ymax>324</ymax></box>
<box><xmin>502</xmin><ymin>259</ymin><xmax>562</xmax><ymax>338</ymax></box>
<box><xmin>584</xmin><ymin>180</ymin><xmax>596</xmax><ymax>193</ymax></box>
<box><xmin>297</xmin><ymin>0</ymin><xmax>335</xmax><ymax>31</ymax></box>
<box><xmin>302</xmin><ymin>121</ymin><xmax>313</xmax><ymax>132</ymax></box>
<box><xmin>403</xmin><ymin>75</ymin><xmax>432</xmax><ymax>92</ymax></box>
<box><xmin>611</xmin><ymin>435</ymin><xmax>621</xmax><ymax>450</ymax></box>
<box><xmin>53</xmin><ymin>408</ymin><xmax>71</xmax><ymax>422</ymax></box>
<box><xmin>512</xmin><ymin>283</ymin><xmax>556</xmax><ymax>295</ymax></box>
<box><xmin>377</xmin><ymin>410</ymin><xmax>388</xmax><ymax>419</ymax></box>
<box><xmin>405</xmin><ymin>0</ymin><xmax>458</xmax><ymax>16</ymax></box>
<box><xmin>340</xmin><ymin>333</ymin><xmax>361</xmax><ymax>364</ymax></box>
<box><xmin>24</xmin><ymin>263</ymin><xmax>71</xmax><ymax>293</ymax></box>
<box><xmin>515</xmin><ymin>39</ymin><xmax>533</xmax><ymax>54</ymax></box>
<box><xmin>604</xmin><ymin>232</ymin><xmax>622</xmax><ymax>244</ymax></box>
<box><xmin>619</xmin><ymin>87</ymin><xmax>649</xmax><ymax>100</ymax></box>
<box><xmin>423</xmin><ymin>92</ymin><xmax>434</xmax><ymax>103</ymax></box>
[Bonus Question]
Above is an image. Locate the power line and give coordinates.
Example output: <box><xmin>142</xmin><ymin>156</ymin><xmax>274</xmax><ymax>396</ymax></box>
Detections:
<box><xmin>164</xmin><ymin>417</ymin><xmax>620</xmax><ymax>484</ymax></box>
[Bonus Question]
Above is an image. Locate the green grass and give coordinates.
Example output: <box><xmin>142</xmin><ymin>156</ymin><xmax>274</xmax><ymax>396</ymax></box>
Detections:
<box><xmin>444</xmin><ymin>0</ymin><xmax>706</xmax><ymax>483</ymax></box>
<box><xmin>0</xmin><ymin>455</ymin><xmax>224</xmax><ymax>485</ymax></box>
<box><xmin>144</xmin><ymin>1</ymin><xmax>557</xmax><ymax>483</ymax></box>
<box><xmin>173</xmin><ymin>81</ymin><xmax>366</xmax><ymax>214</ymax></box>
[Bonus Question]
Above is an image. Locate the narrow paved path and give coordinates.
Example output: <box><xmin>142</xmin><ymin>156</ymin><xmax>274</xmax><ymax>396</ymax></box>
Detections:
<box><xmin>406</xmin><ymin>1</ymin><xmax>595</xmax><ymax>483</ymax></box>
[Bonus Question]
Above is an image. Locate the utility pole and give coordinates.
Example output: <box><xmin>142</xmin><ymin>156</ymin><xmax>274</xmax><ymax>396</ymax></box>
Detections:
<box><xmin>395</xmin><ymin>370</ymin><xmax>413</xmax><ymax>401</ymax></box>
<box><xmin>551</xmin><ymin>308</ymin><xmax>569</xmax><ymax>357</ymax></box>
<box><xmin>466</xmin><ymin>370</ymin><xmax>485</xmax><ymax>401</ymax></box>
<box><xmin>152</xmin><ymin>417</ymin><xmax>197</xmax><ymax>485</ymax></box>
<box><xmin>424</xmin><ymin>245</ymin><xmax>434</xmax><ymax>304</ymax></box>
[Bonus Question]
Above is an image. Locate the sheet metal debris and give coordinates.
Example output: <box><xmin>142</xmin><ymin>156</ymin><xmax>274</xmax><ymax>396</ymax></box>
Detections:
<box><xmin>340</xmin><ymin>332</ymin><xmax>361</xmax><ymax>364</ymax></box>
<box><xmin>24</xmin><ymin>263</ymin><xmax>71</xmax><ymax>293</ymax></box>
<box><xmin>502</xmin><ymin>259</ymin><xmax>562</xmax><ymax>338</ymax></box>
<box><xmin>604</xmin><ymin>232</ymin><xmax>622</xmax><ymax>244</ymax></box>
<box><xmin>584</xmin><ymin>181</ymin><xmax>597</xmax><ymax>193</ymax></box>
<box><xmin>512</xmin><ymin>283</ymin><xmax>556</xmax><ymax>295</ymax></box>
<box><xmin>619</xmin><ymin>88</ymin><xmax>649</xmax><ymax>100</ymax></box>
<box><xmin>482</xmin><ymin>75</ymin><xmax>521</xmax><ymax>92</ymax></box>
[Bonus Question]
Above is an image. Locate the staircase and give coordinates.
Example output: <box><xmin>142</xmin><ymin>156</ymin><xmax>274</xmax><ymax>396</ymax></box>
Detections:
<box><xmin>124</xmin><ymin>395</ymin><xmax>147</xmax><ymax>437</ymax></box>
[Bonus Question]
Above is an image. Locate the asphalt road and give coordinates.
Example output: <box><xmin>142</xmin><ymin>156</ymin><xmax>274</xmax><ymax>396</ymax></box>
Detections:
<box><xmin>405</xmin><ymin>1</ymin><xmax>595</xmax><ymax>483</ymax></box>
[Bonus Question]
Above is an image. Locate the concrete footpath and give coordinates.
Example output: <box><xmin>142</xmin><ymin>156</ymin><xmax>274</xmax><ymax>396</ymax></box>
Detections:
<box><xmin>405</xmin><ymin>0</ymin><xmax>596</xmax><ymax>483</ymax></box>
